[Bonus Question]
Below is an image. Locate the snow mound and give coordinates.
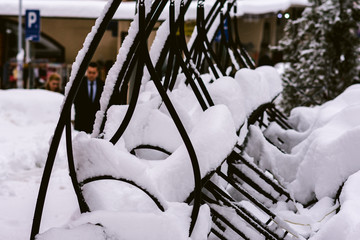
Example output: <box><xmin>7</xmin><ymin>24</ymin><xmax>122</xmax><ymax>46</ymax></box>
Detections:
<box><xmin>246</xmin><ymin>84</ymin><xmax>360</xmax><ymax>204</ymax></box>
<box><xmin>310</xmin><ymin>170</ymin><xmax>360</xmax><ymax>240</ymax></box>
<box><xmin>103</xmin><ymin>103</ymin><xmax>183</xmax><ymax>153</ymax></box>
<box><xmin>234</xmin><ymin>66</ymin><xmax>282</xmax><ymax>114</ymax></box>
<box><xmin>0</xmin><ymin>89</ymin><xmax>68</xmax><ymax>173</ymax></box>
<box><xmin>37</xmin><ymin>204</ymin><xmax>211</xmax><ymax>240</ymax></box>
<box><xmin>74</xmin><ymin>104</ymin><xmax>237</xmax><ymax>205</ymax></box>
<box><xmin>0</xmin><ymin>89</ymin><xmax>65</xmax><ymax>125</ymax></box>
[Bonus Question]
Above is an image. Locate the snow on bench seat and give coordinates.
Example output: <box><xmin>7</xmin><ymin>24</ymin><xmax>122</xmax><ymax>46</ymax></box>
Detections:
<box><xmin>73</xmin><ymin>104</ymin><xmax>238</xmax><ymax>209</ymax></box>
<box><xmin>234</xmin><ymin>66</ymin><xmax>282</xmax><ymax>116</ymax></box>
<box><xmin>139</xmin><ymin>66</ymin><xmax>283</xmax><ymax>135</ymax></box>
<box><xmin>103</xmin><ymin>102</ymin><xmax>184</xmax><ymax>154</ymax></box>
<box><xmin>36</xmin><ymin>203</ymin><xmax>212</xmax><ymax>240</ymax></box>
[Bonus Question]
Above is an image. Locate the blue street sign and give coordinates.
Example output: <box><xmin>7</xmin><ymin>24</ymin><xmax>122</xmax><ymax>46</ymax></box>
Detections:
<box><xmin>25</xmin><ymin>10</ymin><xmax>40</xmax><ymax>42</ymax></box>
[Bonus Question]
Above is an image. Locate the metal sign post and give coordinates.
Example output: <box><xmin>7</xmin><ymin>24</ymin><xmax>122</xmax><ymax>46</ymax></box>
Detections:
<box><xmin>25</xmin><ymin>9</ymin><xmax>40</xmax><ymax>89</ymax></box>
<box><xmin>17</xmin><ymin>0</ymin><xmax>23</xmax><ymax>88</ymax></box>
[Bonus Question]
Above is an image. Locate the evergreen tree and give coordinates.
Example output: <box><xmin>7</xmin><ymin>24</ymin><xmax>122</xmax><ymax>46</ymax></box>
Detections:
<box><xmin>275</xmin><ymin>0</ymin><xmax>360</xmax><ymax>113</ymax></box>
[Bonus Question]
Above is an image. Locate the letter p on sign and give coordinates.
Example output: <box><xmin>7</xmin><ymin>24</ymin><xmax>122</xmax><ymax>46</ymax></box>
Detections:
<box><xmin>25</xmin><ymin>10</ymin><xmax>40</xmax><ymax>42</ymax></box>
<box><xmin>28</xmin><ymin>12</ymin><xmax>37</xmax><ymax>28</ymax></box>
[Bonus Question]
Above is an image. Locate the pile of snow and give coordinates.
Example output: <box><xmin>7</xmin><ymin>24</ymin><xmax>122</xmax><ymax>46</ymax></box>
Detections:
<box><xmin>245</xmin><ymin>84</ymin><xmax>360</xmax><ymax>239</ymax></box>
<box><xmin>0</xmin><ymin>89</ymin><xmax>67</xmax><ymax>173</ymax></box>
<box><xmin>0</xmin><ymin>64</ymin><xmax>283</xmax><ymax>239</ymax></box>
<box><xmin>2</xmin><ymin>81</ymin><xmax>360</xmax><ymax>239</ymax></box>
<box><xmin>0</xmin><ymin>89</ymin><xmax>78</xmax><ymax>240</ymax></box>
<box><xmin>46</xmin><ymin>64</ymin><xmax>283</xmax><ymax>239</ymax></box>
<box><xmin>36</xmin><ymin>64</ymin><xmax>290</xmax><ymax>239</ymax></box>
<box><xmin>36</xmin><ymin>204</ymin><xmax>211</xmax><ymax>240</ymax></box>
<box><xmin>312</xmin><ymin>171</ymin><xmax>360</xmax><ymax>240</ymax></box>
<box><xmin>137</xmin><ymin>65</ymin><xmax>283</xmax><ymax>132</ymax></box>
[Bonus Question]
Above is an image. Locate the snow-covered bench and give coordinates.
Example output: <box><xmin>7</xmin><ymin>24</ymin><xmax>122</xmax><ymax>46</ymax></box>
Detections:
<box><xmin>43</xmin><ymin>100</ymin><xmax>235</xmax><ymax>240</ymax></box>
<box><xmin>33</xmin><ymin>1</ymin><xmax>297</xmax><ymax>239</ymax></box>
<box><xmin>132</xmin><ymin>62</ymin><xmax>298</xmax><ymax>239</ymax></box>
<box><xmin>74</xmin><ymin>104</ymin><xmax>237</xmax><ymax>206</ymax></box>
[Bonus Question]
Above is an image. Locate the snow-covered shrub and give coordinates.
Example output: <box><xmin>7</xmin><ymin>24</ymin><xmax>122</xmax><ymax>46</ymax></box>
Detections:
<box><xmin>275</xmin><ymin>0</ymin><xmax>360</xmax><ymax>113</ymax></box>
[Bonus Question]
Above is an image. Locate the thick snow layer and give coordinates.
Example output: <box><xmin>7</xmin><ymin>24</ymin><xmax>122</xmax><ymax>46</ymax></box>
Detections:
<box><xmin>103</xmin><ymin>103</ymin><xmax>183</xmax><ymax>153</ymax></box>
<box><xmin>207</xmin><ymin>76</ymin><xmax>247</xmax><ymax>129</ymax></box>
<box><xmin>37</xmin><ymin>204</ymin><xmax>211</xmax><ymax>240</ymax></box>
<box><xmin>0</xmin><ymin>0</ymin><xmax>309</xmax><ymax>20</ymax></box>
<box><xmin>0</xmin><ymin>0</ymin><xmax>136</xmax><ymax>20</ymax></box>
<box><xmin>246</xmin><ymin>84</ymin><xmax>360</xmax><ymax>205</ymax></box>
<box><xmin>236</xmin><ymin>0</ymin><xmax>309</xmax><ymax>15</ymax></box>
<box><xmin>234</xmin><ymin>66</ymin><xmax>283</xmax><ymax>114</ymax></box>
<box><xmin>149</xmin><ymin>105</ymin><xmax>237</xmax><ymax>202</ymax></box>
<box><xmin>309</xmin><ymin>171</ymin><xmax>360</xmax><ymax>240</ymax></box>
<box><xmin>0</xmin><ymin>89</ymin><xmax>70</xmax><ymax>172</ymax></box>
<box><xmin>0</xmin><ymin>90</ymin><xmax>77</xmax><ymax>240</ymax></box>
<box><xmin>137</xmin><ymin>66</ymin><xmax>282</xmax><ymax>134</ymax></box>
<box><xmin>75</xmin><ymin>104</ymin><xmax>237</xmax><ymax>204</ymax></box>
<box><xmin>2</xmin><ymin>85</ymin><xmax>360</xmax><ymax>239</ymax></box>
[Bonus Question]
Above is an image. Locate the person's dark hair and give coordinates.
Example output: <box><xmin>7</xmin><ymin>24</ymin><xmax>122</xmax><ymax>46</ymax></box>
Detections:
<box><xmin>88</xmin><ymin>62</ymin><xmax>98</xmax><ymax>69</ymax></box>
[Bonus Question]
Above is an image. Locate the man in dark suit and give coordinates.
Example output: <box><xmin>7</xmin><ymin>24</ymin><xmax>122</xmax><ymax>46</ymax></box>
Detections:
<box><xmin>74</xmin><ymin>62</ymin><xmax>104</xmax><ymax>134</ymax></box>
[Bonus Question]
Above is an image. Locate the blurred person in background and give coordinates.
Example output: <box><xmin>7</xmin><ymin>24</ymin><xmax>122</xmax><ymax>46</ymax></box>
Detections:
<box><xmin>44</xmin><ymin>72</ymin><xmax>62</xmax><ymax>93</ymax></box>
<box><xmin>73</xmin><ymin>62</ymin><xmax>104</xmax><ymax>134</ymax></box>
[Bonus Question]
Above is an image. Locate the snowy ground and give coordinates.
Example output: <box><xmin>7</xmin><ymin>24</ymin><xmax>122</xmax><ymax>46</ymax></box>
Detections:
<box><xmin>0</xmin><ymin>89</ymin><xmax>78</xmax><ymax>239</ymax></box>
<box><xmin>1</xmin><ymin>82</ymin><xmax>360</xmax><ymax>239</ymax></box>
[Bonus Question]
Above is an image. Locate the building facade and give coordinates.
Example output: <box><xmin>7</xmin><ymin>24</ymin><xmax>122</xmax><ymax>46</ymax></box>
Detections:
<box><xmin>0</xmin><ymin>0</ymin><xmax>306</xmax><ymax>89</ymax></box>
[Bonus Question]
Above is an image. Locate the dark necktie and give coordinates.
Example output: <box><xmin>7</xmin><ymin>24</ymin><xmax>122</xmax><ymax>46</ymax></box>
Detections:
<box><xmin>90</xmin><ymin>81</ymin><xmax>94</xmax><ymax>102</ymax></box>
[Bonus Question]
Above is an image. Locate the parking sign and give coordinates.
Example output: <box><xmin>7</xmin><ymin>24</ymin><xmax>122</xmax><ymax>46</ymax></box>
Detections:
<box><xmin>25</xmin><ymin>10</ymin><xmax>40</xmax><ymax>42</ymax></box>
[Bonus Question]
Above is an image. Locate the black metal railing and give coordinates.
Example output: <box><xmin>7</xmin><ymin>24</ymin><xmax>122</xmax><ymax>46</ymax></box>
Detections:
<box><xmin>30</xmin><ymin>1</ymin><xmax>300</xmax><ymax>240</ymax></box>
